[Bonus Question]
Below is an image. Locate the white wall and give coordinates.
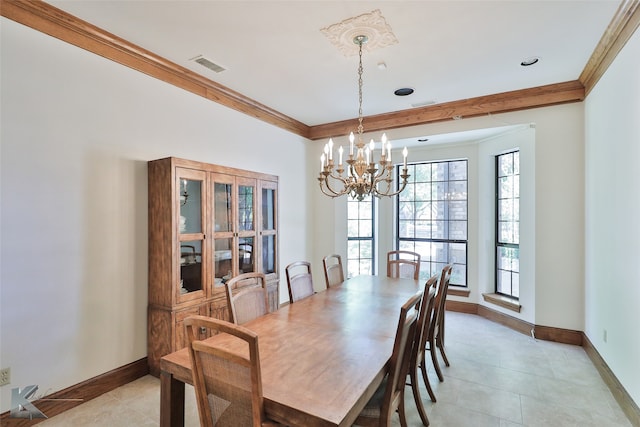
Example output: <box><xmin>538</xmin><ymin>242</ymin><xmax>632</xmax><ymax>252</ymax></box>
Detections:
<box><xmin>310</xmin><ymin>103</ymin><xmax>585</xmax><ymax>331</ymax></box>
<box><xmin>0</xmin><ymin>18</ymin><xmax>312</xmax><ymax>411</ymax></box>
<box><xmin>584</xmin><ymin>28</ymin><xmax>640</xmax><ymax>405</ymax></box>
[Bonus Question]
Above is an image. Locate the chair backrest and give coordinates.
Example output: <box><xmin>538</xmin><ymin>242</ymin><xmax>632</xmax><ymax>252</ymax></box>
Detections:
<box><xmin>381</xmin><ymin>291</ymin><xmax>422</xmax><ymax>417</ymax></box>
<box><xmin>184</xmin><ymin>315</ymin><xmax>266</xmax><ymax>427</ymax></box>
<box><xmin>322</xmin><ymin>254</ymin><xmax>344</xmax><ymax>288</ymax></box>
<box><xmin>386</xmin><ymin>250</ymin><xmax>421</xmax><ymax>280</ymax></box>
<box><xmin>225</xmin><ymin>272</ymin><xmax>269</xmax><ymax>325</ymax></box>
<box><xmin>412</xmin><ymin>275</ymin><xmax>438</xmax><ymax>365</ymax></box>
<box><xmin>285</xmin><ymin>261</ymin><xmax>314</xmax><ymax>303</ymax></box>
<box><xmin>429</xmin><ymin>264</ymin><xmax>453</xmax><ymax>338</ymax></box>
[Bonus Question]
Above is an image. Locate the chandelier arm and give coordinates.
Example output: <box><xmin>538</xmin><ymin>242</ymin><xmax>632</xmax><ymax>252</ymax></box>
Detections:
<box><xmin>371</xmin><ymin>175</ymin><xmax>410</xmax><ymax>198</ymax></box>
<box><xmin>320</xmin><ymin>173</ymin><xmax>352</xmax><ymax>197</ymax></box>
<box><xmin>318</xmin><ymin>182</ymin><xmax>342</xmax><ymax>198</ymax></box>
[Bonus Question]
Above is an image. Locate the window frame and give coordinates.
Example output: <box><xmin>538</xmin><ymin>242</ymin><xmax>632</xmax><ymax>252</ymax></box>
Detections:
<box><xmin>346</xmin><ymin>195</ymin><xmax>376</xmax><ymax>278</ymax></box>
<box><xmin>395</xmin><ymin>159</ymin><xmax>468</xmax><ymax>285</ymax></box>
<box><xmin>495</xmin><ymin>150</ymin><xmax>520</xmax><ymax>298</ymax></box>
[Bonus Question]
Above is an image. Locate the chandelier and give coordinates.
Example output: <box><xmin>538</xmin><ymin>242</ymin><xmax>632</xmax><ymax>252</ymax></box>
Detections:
<box><xmin>318</xmin><ymin>35</ymin><xmax>410</xmax><ymax>201</ymax></box>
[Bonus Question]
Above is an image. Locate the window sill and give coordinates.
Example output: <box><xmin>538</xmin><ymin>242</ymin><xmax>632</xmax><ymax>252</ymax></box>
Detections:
<box><xmin>448</xmin><ymin>286</ymin><xmax>470</xmax><ymax>297</ymax></box>
<box><xmin>482</xmin><ymin>293</ymin><xmax>521</xmax><ymax>313</ymax></box>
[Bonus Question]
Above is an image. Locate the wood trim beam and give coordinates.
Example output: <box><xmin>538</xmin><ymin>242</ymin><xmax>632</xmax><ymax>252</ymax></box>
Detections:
<box><xmin>308</xmin><ymin>81</ymin><xmax>585</xmax><ymax>140</ymax></box>
<box><xmin>580</xmin><ymin>0</ymin><xmax>640</xmax><ymax>96</ymax></box>
<box><xmin>0</xmin><ymin>357</ymin><xmax>148</xmax><ymax>426</ymax></box>
<box><xmin>0</xmin><ymin>0</ymin><xmax>310</xmax><ymax>138</ymax></box>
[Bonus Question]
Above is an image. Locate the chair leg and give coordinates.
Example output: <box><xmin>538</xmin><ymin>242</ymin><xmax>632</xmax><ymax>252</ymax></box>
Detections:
<box><xmin>419</xmin><ymin>358</ymin><xmax>437</xmax><ymax>403</ymax></box>
<box><xmin>437</xmin><ymin>322</ymin><xmax>450</xmax><ymax>367</ymax></box>
<box><xmin>429</xmin><ymin>336</ymin><xmax>444</xmax><ymax>382</ymax></box>
<box><xmin>410</xmin><ymin>365</ymin><xmax>431</xmax><ymax>425</ymax></box>
<box><xmin>437</xmin><ymin>338</ymin><xmax>450</xmax><ymax>367</ymax></box>
<box><xmin>397</xmin><ymin>392</ymin><xmax>409</xmax><ymax>427</ymax></box>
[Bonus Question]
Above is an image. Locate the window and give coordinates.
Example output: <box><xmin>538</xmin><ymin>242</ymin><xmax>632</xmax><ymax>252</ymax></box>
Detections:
<box><xmin>496</xmin><ymin>151</ymin><xmax>519</xmax><ymax>298</ymax></box>
<box><xmin>397</xmin><ymin>160</ymin><xmax>467</xmax><ymax>285</ymax></box>
<box><xmin>347</xmin><ymin>195</ymin><xmax>375</xmax><ymax>277</ymax></box>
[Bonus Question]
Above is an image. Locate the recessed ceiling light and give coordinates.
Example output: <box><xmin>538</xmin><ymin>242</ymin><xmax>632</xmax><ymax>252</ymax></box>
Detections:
<box><xmin>394</xmin><ymin>87</ymin><xmax>414</xmax><ymax>96</ymax></box>
<box><xmin>520</xmin><ymin>57</ymin><xmax>539</xmax><ymax>67</ymax></box>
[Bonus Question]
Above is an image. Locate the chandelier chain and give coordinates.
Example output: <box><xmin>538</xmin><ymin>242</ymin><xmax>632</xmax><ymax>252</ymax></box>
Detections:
<box><xmin>357</xmin><ymin>38</ymin><xmax>364</xmax><ymax>137</ymax></box>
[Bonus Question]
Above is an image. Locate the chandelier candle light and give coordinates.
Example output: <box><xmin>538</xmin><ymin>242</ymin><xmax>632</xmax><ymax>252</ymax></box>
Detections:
<box><xmin>318</xmin><ymin>35</ymin><xmax>410</xmax><ymax>201</ymax></box>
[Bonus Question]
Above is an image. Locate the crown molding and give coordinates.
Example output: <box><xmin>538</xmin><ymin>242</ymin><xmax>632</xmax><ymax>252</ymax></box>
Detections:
<box><xmin>308</xmin><ymin>81</ymin><xmax>584</xmax><ymax>141</ymax></box>
<box><xmin>580</xmin><ymin>0</ymin><xmax>640</xmax><ymax>95</ymax></box>
<box><xmin>2</xmin><ymin>0</ymin><xmax>636</xmax><ymax>141</ymax></box>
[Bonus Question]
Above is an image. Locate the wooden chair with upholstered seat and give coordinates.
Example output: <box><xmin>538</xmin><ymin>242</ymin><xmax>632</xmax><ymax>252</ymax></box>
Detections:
<box><xmin>427</xmin><ymin>264</ymin><xmax>453</xmax><ymax>382</ymax></box>
<box><xmin>225</xmin><ymin>272</ymin><xmax>269</xmax><ymax>325</ymax></box>
<box><xmin>386</xmin><ymin>250</ymin><xmax>421</xmax><ymax>280</ymax></box>
<box><xmin>184</xmin><ymin>315</ymin><xmax>281</xmax><ymax>427</ymax></box>
<box><xmin>354</xmin><ymin>291</ymin><xmax>422</xmax><ymax>427</ymax></box>
<box><xmin>285</xmin><ymin>261</ymin><xmax>315</xmax><ymax>303</ymax></box>
<box><xmin>407</xmin><ymin>274</ymin><xmax>438</xmax><ymax>426</ymax></box>
<box><xmin>322</xmin><ymin>254</ymin><xmax>344</xmax><ymax>288</ymax></box>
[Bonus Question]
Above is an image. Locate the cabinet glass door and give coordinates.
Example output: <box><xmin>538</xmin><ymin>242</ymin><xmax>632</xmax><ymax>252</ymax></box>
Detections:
<box><xmin>238</xmin><ymin>236</ymin><xmax>255</xmax><ymax>274</ymax></box>
<box><xmin>179</xmin><ymin>179</ymin><xmax>202</xmax><ymax>234</ymax></box>
<box><xmin>237</xmin><ymin>184</ymin><xmax>255</xmax><ymax>232</ymax></box>
<box><xmin>213</xmin><ymin>238</ymin><xmax>233</xmax><ymax>287</ymax></box>
<box><xmin>213</xmin><ymin>182</ymin><xmax>233</xmax><ymax>233</ymax></box>
<box><xmin>212</xmin><ymin>173</ymin><xmax>235</xmax><ymax>287</ymax></box>
<box><xmin>235</xmin><ymin>178</ymin><xmax>257</xmax><ymax>277</ymax></box>
<box><xmin>177</xmin><ymin>168</ymin><xmax>206</xmax><ymax>297</ymax></box>
<box><xmin>260</xmin><ymin>181</ymin><xmax>277</xmax><ymax>276</ymax></box>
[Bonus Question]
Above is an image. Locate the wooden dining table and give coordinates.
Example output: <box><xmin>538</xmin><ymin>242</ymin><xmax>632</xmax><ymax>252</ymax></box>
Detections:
<box><xmin>159</xmin><ymin>275</ymin><xmax>422</xmax><ymax>427</ymax></box>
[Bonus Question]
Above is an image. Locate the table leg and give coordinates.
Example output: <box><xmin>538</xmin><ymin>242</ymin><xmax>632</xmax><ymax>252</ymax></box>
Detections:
<box><xmin>161</xmin><ymin>371</ymin><xmax>185</xmax><ymax>427</ymax></box>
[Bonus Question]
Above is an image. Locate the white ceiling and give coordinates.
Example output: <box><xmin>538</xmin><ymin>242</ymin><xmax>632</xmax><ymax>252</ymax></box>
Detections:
<box><xmin>49</xmin><ymin>0</ymin><xmax>620</xmax><ymax>138</ymax></box>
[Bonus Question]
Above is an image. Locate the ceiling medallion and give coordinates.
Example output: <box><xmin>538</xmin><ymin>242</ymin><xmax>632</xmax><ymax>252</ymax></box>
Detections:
<box><xmin>320</xmin><ymin>9</ymin><xmax>398</xmax><ymax>56</ymax></box>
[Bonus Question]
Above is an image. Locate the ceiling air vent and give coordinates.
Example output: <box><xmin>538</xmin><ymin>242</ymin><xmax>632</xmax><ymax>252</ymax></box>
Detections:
<box><xmin>190</xmin><ymin>55</ymin><xmax>226</xmax><ymax>73</ymax></box>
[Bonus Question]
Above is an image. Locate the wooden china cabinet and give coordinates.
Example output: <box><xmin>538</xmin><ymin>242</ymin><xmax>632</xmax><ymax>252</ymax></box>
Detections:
<box><xmin>147</xmin><ymin>157</ymin><xmax>279</xmax><ymax>375</ymax></box>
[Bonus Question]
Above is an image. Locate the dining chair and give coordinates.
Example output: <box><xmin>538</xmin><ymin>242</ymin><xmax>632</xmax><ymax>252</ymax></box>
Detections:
<box><xmin>407</xmin><ymin>274</ymin><xmax>438</xmax><ymax>427</ymax></box>
<box><xmin>225</xmin><ymin>272</ymin><xmax>269</xmax><ymax>325</ymax></box>
<box><xmin>427</xmin><ymin>264</ymin><xmax>453</xmax><ymax>382</ymax></box>
<box><xmin>386</xmin><ymin>250</ymin><xmax>421</xmax><ymax>280</ymax></box>
<box><xmin>322</xmin><ymin>254</ymin><xmax>344</xmax><ymax>288</ymax></box>
<box><xmin>285</xmin><ymin>261</ymin><xmax>315</xmax><ymax>303</ymax></box>
<box><xmin>354</xmin><ymin>291</ymin><xmax>422</xmax><ymax>427</ymax></box>
<box><xmin>184</xmin><ymin>315</ymin><xmax>281</xmax><ymax>427</ymax></box>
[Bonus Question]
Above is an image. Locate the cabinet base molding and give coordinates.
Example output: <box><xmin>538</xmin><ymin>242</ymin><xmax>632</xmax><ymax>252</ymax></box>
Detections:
<box><xmin>0</xmin><ymin>358</ymin><xmax>148</xmax><ymax>426</ymax></box>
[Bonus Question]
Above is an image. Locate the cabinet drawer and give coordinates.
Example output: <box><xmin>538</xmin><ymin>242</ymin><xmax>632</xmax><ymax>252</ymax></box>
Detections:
<box><xmin>175</xmin><ymin>306</ymin><xmax>206</xmax><ymax>350</ymax></box>
<box><xmin>209</xmin><ymin>297</ymin><xmax>229</xmax><ymax>322</ymax></box>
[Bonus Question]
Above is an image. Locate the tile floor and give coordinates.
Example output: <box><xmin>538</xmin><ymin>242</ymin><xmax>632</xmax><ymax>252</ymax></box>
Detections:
<box><xmin>38</xmin><ymin>312</ymin><xmax>632</xmax><ymax>426</ymax></box>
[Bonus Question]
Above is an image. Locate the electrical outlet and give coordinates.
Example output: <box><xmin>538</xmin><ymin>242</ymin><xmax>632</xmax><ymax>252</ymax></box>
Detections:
<box><xmin>603</xmin><ymin>329</ymin><xmax>608</xmax><ymax>343</ymax></box>
<box><xmin>0</xmin><ymin>368</ymin><xmax>10</xmax><ymax>387</ymax></box>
